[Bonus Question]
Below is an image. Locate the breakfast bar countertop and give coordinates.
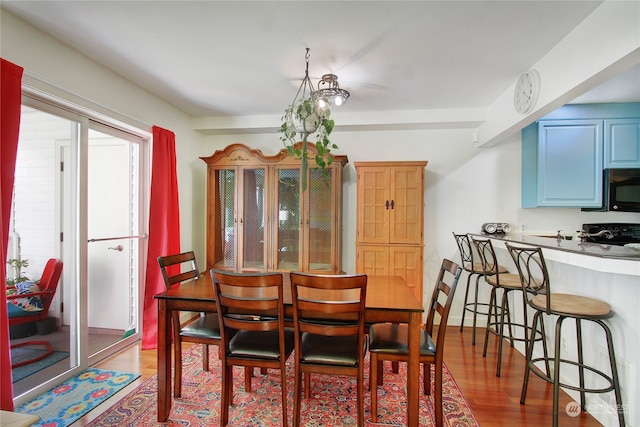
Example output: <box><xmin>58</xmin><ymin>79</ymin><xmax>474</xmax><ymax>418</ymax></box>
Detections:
<box><xmin>470</xmin><ymin>232</ymin><xmax>640</xmax><ymax>261</ymax></box>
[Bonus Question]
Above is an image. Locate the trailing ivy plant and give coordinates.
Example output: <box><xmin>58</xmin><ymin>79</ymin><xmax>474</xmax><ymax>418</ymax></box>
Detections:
<box><xmin>278</xmin><ymin>97</ymin><xmax>337</xmax><ymax>191</ymax></box>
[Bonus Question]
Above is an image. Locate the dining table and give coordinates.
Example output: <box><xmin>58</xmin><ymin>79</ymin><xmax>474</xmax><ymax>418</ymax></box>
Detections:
<box><xmin>155</xmin><ymin>272</ymin><xmax>425</xmax><ymax>426</ymax></box>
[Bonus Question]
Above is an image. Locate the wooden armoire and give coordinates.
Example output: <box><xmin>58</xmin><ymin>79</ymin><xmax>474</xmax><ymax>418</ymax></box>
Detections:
<box><xmin>355</xmin><ymin>161</ymin><xmax>427</xmax><ymax>303</ymax></box>
<box><xmin>201</xmin><ymin>143</ymin><xmax>348</xmax><ymax>274</ymax></box>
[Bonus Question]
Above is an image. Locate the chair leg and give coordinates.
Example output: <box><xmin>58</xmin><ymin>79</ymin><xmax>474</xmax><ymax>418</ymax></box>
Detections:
<box><xmin>496</xmin><ymin>289</ymin><xmax>510</xmax><ymax>377</ymax></box>
<box><xmin>280</xmin><ymin>362</ymin><xmax>289</xmax><ymax>427</ymax></box>
<box><xmin>471</xmin><ymin>274</ymin><xmax>482</xmax><ymax>345</ymax></box>
<box><xmin>598</xmin><ymin>319</ymin><xmax>626</xmax><ymax>427</ymax></box>
<box><xmin>370</xmin><ymin>353</ymin><xmax>379</xmax><ymax>423</ymax></box>
<box><xmin>293</xmin><ymin>364</ymin><xmax>302</xmax><ymax>427</ymax></box>
<box><xmin>202</xmin><ymin>344</ymin><xmax>210</xmax><ymax>371</ymax></box>
<box><xmin>304</xmin><ymin>372</ymin><xmax>311</xmax><ymax>398</ymax></box>
<box><xmin>221</xmin><ymin>363</ymin><xmax>232</xmax><ymax>426</ymax></box>
<box><xmin>357</xmin><ymin>365</ymin><xmax>364</xmax><ymax>427</ymax></box>
<box><xmin>423</xmin><ymin>362</ymin><xmax>432</xmax><ymax>396</ymax></box>
<box><xmin>552</xmin><ymin>316</ymin><xmax>566</xmax><ymax>427</ymax></box>
<box><xmin>434</xmin><ymin>361</ymin><xmax>444</xmax><ymax>427</ymax></box>
<box><xmin>483</xmin><ymin>285</ymin><xmax>497</xmax><ymax>357</ymax></box>
<box><xmin>521</xmin><ymin>310</ymin><xmax>541</xmax><ymax>404</ymax></box>
<box><xmin>576</xmin><ymin>318</ymin><xmax>586</xmax><ymax>411</ymax></box>
<box><xmin>245</xmin><ymin>366</ymin><xmax>252</xmax><ymax>392</ymax></box>
<box><xmin>376</xmin><ymin>360</ymin><xmax>384</xmax><ymax>386</ymax></box>
<box><xmin>459</xmin><ymin>273</ymin><xmax>472</xmax><ymax>332</ymax></box>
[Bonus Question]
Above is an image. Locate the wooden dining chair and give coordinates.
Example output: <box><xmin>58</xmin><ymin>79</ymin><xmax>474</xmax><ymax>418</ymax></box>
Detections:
<box><xmin>289</xmin><ymin>272</ymin><xmax>368</xmax><ymax>427</ymax></box>
<box><xmin>368</xmin><ymin>258</ymin><xmax>461</xmax><ymax>427</ymax></box>
<box><xmin>211</xmin><ymin>270</ymin><xmax>294</xmax><ymax>427</ymax></box>
<box><xmin>157</xmin><ymin>251</ymin><xmax>221</xmax><ymax>398</ymax></box>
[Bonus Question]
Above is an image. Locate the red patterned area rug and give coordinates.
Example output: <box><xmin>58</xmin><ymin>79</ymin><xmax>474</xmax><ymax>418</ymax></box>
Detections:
<box><xmin>87</xmin><ymin>345</ymin><xmax>478</xmax><ymax>426</ymax></box>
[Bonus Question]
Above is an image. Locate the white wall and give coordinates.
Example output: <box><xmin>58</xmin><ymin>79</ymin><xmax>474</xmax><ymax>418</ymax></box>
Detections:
<box><xmin>1</xmin><ymin>9</ymin><xmax>206</xmax><ymax>255</ymax></box>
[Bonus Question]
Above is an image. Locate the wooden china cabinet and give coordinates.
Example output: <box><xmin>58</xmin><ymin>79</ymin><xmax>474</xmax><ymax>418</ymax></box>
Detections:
<box><xmin>355</xmin><ymin>161</ymin><xmax>427</xmax><ymax>303</ymax></box>
<box><xmin>201</xmin><ymin>143</ymin><xmax>348</xmax><ymax>274</ymax></box>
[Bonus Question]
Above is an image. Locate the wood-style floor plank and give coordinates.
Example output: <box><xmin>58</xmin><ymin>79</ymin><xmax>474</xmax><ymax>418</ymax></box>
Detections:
<box><xmin>74</xmin><ymin>326</ymin><xmax>602</xmax><ymax>426</ymax></box>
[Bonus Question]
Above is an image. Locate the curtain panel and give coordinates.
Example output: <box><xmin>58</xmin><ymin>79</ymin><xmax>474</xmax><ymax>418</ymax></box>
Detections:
<box><xmin>142</xmin><ymin>126</ymin><xmax>181</xmax><ymax>349</ymax></box>
<box><xmin>1</xmin><ymin>58</ymin><xmax>24</xmax><ymax>410</ymax></box>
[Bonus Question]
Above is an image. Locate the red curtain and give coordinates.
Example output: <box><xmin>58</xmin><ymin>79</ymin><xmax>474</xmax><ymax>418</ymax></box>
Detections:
<box><xmin>142</xmin><ymin>126</ymin><xmax>181</xmax><ymax>349</ymax></box>
<box><xmin>1</xmin><ymin>58</ymin><xmax>24</xmax><ymax>410</ymax></box>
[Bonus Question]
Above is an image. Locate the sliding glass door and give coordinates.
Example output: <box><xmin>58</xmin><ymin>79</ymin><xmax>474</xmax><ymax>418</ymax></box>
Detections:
<box><xmin>10</xmin><ymin>96</ymin><xmax>147</xmax><ymax>404</ymax></box>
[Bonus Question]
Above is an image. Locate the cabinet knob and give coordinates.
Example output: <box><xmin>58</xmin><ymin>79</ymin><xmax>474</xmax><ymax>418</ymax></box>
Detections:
<box><xmin>390</xmin><ymin>200</ymin><xmax>395</xmax><ymax>209</ymax></box>
<box><xmin>385</xmin><ymin>200</ymin><xmax>389</xmax><ymax>210</ymax></box>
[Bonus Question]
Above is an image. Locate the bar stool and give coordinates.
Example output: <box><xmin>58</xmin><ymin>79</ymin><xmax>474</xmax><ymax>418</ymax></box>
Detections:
<box><xmin>506</xmin><ymin>243</ymin><xmax>625</xmax><ymax>427</ymax></box>
<box><xmin>453</xmin><ymin>233</ymin><xmax>507</xmax><ymax>345</ymax></box>
<box><xmin>472</xmin><ymin>237</ymin><xmax>537</xmax><ymax>377</ymax></box>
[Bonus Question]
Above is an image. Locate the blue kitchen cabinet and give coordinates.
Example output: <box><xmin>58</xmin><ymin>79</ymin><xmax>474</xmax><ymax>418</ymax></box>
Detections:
<box><xmin>604</xmin><ymin>118</ymin><xmax>640</xmax><ymax>168</ymax></box>
<box><xmin>522</xmin><ymin>120</ymin><xmax>603</xmax><ymax>208</ymax></box>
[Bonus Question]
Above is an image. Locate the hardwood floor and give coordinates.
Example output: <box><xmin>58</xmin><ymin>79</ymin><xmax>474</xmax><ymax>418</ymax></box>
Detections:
<box><xmin>74</xmin><ymin>327</ymin><xmax>602</xmax><ymax>426</ymax></box>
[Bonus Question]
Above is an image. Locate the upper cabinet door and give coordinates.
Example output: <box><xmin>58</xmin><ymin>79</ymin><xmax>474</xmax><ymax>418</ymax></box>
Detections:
<box><xmin>605</xmin><ymin>118</ymin><xmax>640</xmax><ymax>168</ymax></box>
<box><xmin>536</xmin><ymin>120</ymin><xmax>603</xmax><ymax>207</ymax></box>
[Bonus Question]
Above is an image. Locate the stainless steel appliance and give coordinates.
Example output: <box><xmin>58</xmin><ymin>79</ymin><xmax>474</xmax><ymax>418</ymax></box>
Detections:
<box><xmin>580</xmin><ymin>223</ymin><xmax>640</xmax><ymax>246</ymax></box>
<box><xmin>583</xmin><ymin>168</ymin><xmax>640</xmax><ymax>212</ymax></box>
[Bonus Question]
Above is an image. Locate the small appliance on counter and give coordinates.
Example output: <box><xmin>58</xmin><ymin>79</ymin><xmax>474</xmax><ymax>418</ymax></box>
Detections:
<box><xmin>481</xmin><ymin>222</ymin><xmax>511</xmax><ymax>234</ymax></box>
<box><xmin>579</xmin><ymin>223</ymin><xmax>640</xmax><ymax>246</ymax></box>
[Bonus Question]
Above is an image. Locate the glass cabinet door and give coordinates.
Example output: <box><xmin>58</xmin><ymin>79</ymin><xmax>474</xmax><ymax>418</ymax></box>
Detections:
<box><xmin>240</xmin><ymin>167</ymin><xmax>266</xmax><ymax>270</ymax></box>
<box><xmin>212</xmin><ymin>168</ymin><xmax>236</xmax><ymax>268</ymax></box>
<box><xmin>307</xmin><ymin>168</ymin><xmax>334</xmax><ymax>271</ymax></box>
<box><xmin>277</xmin><ymin>168</ymin><xmax>301</xmax><ymax>270</ymax></box>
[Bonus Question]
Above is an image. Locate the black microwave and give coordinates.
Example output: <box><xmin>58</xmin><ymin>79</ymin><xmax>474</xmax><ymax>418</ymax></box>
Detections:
<box><xmin>587</xmin><ymin>168</ymin><xmax>640</xmax><ymax>212</ymax></box>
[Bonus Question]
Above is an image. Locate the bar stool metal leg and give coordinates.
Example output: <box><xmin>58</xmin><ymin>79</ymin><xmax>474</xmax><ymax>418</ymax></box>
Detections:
<box><xmin>600</xmin><ymin>319</ymin><xmax>626</xmax><ymax>427</ymax></box>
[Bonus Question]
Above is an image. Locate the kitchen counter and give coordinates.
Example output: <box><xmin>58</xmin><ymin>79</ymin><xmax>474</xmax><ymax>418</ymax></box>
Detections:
<box><xmin>469</xmin><ymin>232</ymin><xmax>640</xmax><ymax>276</ymax></box>
<box><xmin>471</xmin><ymin>232</ymin><xmax>640</xmax><ymax>259</ymax></box>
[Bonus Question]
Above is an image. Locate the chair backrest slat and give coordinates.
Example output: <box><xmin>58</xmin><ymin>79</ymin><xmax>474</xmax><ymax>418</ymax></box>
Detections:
<box><xmin>425</xmin><ymin>259</ymin><xmax>462</xmax><ymax>352</ymax></box>
<box><xmin>453</xmin><ymin>233</ymin><xmax>475</xmax><ymax>271</ymax></box>
<box><xmin>471</xmin><ymin>237</ymin><xmax>500</xmax><ymax>276</ymax></box>
<box><xmin>157</xmin><ymin>251</ymin><xmax>200</xmax><ymax>290</ymax></box>
<box><xmin>505</xmin><ymin>243</ymin><xmax>550</xmax><ymax>311</ymax></box>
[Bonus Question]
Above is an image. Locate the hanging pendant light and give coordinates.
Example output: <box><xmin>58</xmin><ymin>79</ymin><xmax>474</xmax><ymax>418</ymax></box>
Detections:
<box><xmin>312</xmin><ymin>73</ymin><xmax>350</xmax><ymax>111</ymax></box>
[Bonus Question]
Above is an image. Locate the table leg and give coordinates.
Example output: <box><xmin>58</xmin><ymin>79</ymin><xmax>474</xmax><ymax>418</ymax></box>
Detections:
<box><xmin>406</xmin><ymin>311</ymin><xmax>420</xmax><ymax>427</ymax></box>
<box><xmin>157</xmin><ymin>299</ymin><xmax>171</xmax><ymax>422</ymax></box>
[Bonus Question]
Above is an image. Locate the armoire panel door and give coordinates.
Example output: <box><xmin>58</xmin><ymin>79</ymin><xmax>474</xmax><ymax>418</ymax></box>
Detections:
<box><xmin>389</xmin><ymin>167</ymin><xmax>424</xmax><ymax>245</ymax></box>
<box><xmin>356</xmin><ymin>245</ymin><xmax>389</xmax><ymax>276</ymax></box>
<box><xmin>356</xmin><ymin>167</ymin><xmax>389</xmax><ymax>244</ymax></box>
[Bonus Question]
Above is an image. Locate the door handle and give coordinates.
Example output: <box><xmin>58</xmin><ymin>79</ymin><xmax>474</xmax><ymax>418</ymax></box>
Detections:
<box><xmin>108</xmin><ymin>245</ymin><xmax>124</xmax><ymax>252</ymax></box>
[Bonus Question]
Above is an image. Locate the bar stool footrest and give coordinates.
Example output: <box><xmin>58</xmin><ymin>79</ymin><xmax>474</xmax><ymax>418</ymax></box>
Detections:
<box><xmin>463</xmin><ymin>302</ymin><xmax>493</xmax><ymax>317</ymax></box>
<box><xmin>528</xmin><ymin>357</ymin><xmax>616</xmax><ymax>394</ymax></box>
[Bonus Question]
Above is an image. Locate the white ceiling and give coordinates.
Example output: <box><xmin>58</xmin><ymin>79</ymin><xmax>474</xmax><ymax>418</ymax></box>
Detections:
<box><xmin>2</xmin><ymin>0</ymin><xmax>639</xmax><ymax>119</ymax></box>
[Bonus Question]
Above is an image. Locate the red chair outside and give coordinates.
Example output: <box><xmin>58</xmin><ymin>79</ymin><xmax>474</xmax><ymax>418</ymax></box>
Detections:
<box><xmin>7</xmin><ymin>258</ymin><xmax>63</xmax><ymax>368</ymax></box>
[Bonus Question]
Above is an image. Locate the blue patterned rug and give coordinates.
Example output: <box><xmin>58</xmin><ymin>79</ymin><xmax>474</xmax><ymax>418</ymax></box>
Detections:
<box><xmin>15</xmin><ymin>368</ymin><xmax>140</xmax><ymax>427</ymax></box>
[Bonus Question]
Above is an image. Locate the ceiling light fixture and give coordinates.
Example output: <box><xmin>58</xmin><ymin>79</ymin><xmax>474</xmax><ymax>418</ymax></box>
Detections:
<box><xmin>313</xmin><ymin>73</ymin><xmax>350</xmax><ymax>110</ymax></box>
